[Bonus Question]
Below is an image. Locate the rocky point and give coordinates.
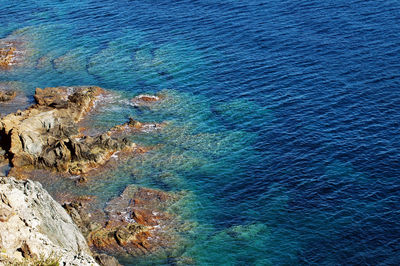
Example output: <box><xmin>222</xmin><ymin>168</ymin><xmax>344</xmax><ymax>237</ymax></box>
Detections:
<box><xmin>0</xmin><ymin>86</ymin><xmax>147</xmax><ymax>176</ymax></box>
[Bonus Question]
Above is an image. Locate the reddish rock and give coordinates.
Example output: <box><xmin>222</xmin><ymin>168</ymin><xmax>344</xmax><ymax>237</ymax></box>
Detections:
<box><xmin>63</xmin><ymin>185</ymin><xmax>187</xmax><ymax>258</ymax></box>
<box><xmin>131</xmin><ymin>94</ymin><xmax>162</xmax><ymax>107</ymax></box>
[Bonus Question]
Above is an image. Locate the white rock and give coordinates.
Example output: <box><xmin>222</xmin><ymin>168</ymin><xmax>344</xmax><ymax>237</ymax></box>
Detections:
<box><xmin>0</xmin><ymin>177</ymin><xmax>98</xmax><ymax>265</ymax></box>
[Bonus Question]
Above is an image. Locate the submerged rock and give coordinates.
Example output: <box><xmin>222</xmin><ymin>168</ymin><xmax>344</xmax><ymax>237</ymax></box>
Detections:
<box><xmin>0</xmin><ymin>35</ymin><xmax>28</xmax><ymax>70</ymax></box>
<box><xmin>89</xmin><ymin>185</ymin><xmax>185</xmax><ymax>257</ymax></box>
<box><xmin>109</xmin><ymin>117</ymin><xmax>164</xmax><ymax>135</ymax></box>
<box><xmin>0</xmin><ymin>86</ymin><xmax>142</xmax><ymax>175</ymax></box>
<box><xmin>63</xmin><ymin>185</ymin><xmax>186</xmax><ymax>258</ymax></box>
<box><xmin>131</xmin><ymin>94</ymin><xmax>162</xmax><ymax>108</ymax></box>
<box><xmin>0</xmin><ymin>46</ymin><xmax>15</xmax><ymax>69</ymax></box>
<box><xmin>0</xmin><ymin>82</ymin><xmax>31</xmax><ymax>116</ymax></box>
<box><xmin>0</xmin><ymin>177</ymin><xmax>98</xmax><ymax>265</ymax></box>
<box><xmin>0</xmin><ymin>90</ymin><xmax>16</xmax><ymax>102</ymax></box>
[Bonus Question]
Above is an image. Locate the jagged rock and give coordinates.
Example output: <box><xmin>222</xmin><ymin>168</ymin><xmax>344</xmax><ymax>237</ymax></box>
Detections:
<box><xmin>0</xmin><ymin>177</ymin><xmax>98</xmax><ymax>265</ymax></box>
<box><xmin>0</xmin><ymin>86</ymin><xmax>142</xmax><ymax>175</ymax></box>
<box><xmin>89</xmin><ymin>222</ymin><xmax>151</xmax><ymax>256</ymax></box>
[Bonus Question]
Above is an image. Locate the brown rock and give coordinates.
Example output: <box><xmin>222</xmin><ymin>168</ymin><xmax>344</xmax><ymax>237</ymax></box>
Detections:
<box><xmin>85</xmin><ymin>185</ymin><xmax>184</xmax><ymax>258</ymax></box>
<box><xmin>60</xmin><ymin>185</ymin><xmax>189</xmax><ymax>261</ymax></box>
<box><xmin>0</xmin><ymin>86</ymin><xmax>143</xmax><ymax>175</ymax></box>
<box><xmin>0</xmin><ymin>90</ymin><xmax>16</xmax><ymax>102</ymax></box>
<box><xmin>94</xmin><ymin>253</ymin><xmax>121</xmax><ymax>266</ymax></box>
<box><xmin>109</xmin><ymin>117</ymin><xmax>164</xmax><ymax>135</ymax></box>
<box><xmin>0</xmin><ymin>46</ymin><xmax>16</xmax><ymax>69</ymax></box>
<box><xmin>131</xmin><ymin>94</ymin><xmax>161</xmax><ymax>107</ymax></box>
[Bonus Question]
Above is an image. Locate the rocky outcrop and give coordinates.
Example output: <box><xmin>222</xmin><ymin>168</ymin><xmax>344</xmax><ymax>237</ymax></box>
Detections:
<box><xmin>0</xmin><ymin>177</ymin><xmax>98</xmax><ymax>265</ymax></box>
<box><xmin>0</xmin><ymin>86</ymin><xmax>141</xmax><ymax>175</ymax></box>
<box><xmin>63</xmin><ymin>185</ymin><xmax>186</xmax><ymax>258</ymax></box>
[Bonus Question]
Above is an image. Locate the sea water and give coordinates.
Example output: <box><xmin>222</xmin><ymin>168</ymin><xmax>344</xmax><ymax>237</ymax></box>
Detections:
<box><xmin>1</xmin><ymin>0</ymin><xmax>400</xmax><ymax>265</ymax></box>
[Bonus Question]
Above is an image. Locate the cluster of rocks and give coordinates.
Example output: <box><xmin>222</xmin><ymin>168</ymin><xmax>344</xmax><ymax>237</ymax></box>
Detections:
<box><xmin>63</xmin><ymin>185</ymin><xmax>186</xmax><ymax>259</ymax></box>
<box><xmin>0</xmin><ymin>29</ymin><xmax>188</xmax><ymax>265</ymax></box>
<box><xmin>0</xmin><ymin>86</ymin><xmax>142</xmax><ymax>176</ymax></box>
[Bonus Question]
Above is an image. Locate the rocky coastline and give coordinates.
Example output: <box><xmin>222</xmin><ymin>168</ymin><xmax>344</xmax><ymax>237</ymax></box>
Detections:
<box><xmin>0</xmin><ymin>27</ymin><xmax>191</xmax><ymax>265</ymax></box>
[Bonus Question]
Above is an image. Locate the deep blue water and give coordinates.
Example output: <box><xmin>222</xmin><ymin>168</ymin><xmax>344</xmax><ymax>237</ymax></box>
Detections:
<box><xmin>1</xmin><ymin>0</ymin><xmax>400</xmax><ymax>265</ymax></box>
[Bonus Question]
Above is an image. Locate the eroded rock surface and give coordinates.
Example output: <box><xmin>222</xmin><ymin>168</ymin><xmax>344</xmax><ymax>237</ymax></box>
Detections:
<box><xmin>0</xmin><ymin>86</ymin><xmax>139</xmax><ymax>175</ymax></box>
<box><xmin>63</xmin><ymin>185</ymin><xmax>186</xmax><ymax>258</ymax></box>
<box><xmin>0</xmin><ymin>177</ymin><xmax>98</xmax><ymax>265</ymax></box>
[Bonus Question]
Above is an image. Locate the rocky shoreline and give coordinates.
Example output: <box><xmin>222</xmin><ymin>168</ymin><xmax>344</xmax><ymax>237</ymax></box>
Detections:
<box><xmin>0</xmin><ymin>27</ymin><xmax>192</xmax><ymax>265</ymax></box>
<box><xmin>0</xmin><ymin>86</ymin><xmax>188</xmax><ymax>265</ymax></box>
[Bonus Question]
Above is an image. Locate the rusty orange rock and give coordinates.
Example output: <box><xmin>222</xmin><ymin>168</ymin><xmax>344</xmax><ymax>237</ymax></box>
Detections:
<box><xmin>131</xmin><ymin>94</ymin><xmax>163</xmax><ymax>108</ymax></box>
<box><xmin>64</xmin><ymin>185</ymin><xmax>186</xmax><ymax>258</ymax></box>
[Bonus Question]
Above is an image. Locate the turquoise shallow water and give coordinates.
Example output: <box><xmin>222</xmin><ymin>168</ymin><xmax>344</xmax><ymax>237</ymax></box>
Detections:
<box><xmin>1</xmin><ymin>0</ymin><xmax>400</xmax><ymax>265</ymax></box>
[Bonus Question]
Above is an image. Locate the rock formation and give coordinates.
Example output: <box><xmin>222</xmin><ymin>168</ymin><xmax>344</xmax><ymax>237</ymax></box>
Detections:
<box><xmin>0</xmin><ymin>86</ymin><xmax>141</xmax><ymax>175</ymax></box>
<box><xmin>63</xmin><ymin>185</ymin><xmax>186</xmax><ymax>258</ymax></box>
<box><xmin>0</xmin><ymin>177</ymin><xmax>98</xmax><ymax>265</ymax></box>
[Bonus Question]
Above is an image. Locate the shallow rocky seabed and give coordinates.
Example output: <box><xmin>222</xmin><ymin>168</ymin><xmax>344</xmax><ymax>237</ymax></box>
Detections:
<box><xmin>1</xmin><ymin>0</ymin><xmax>400</xmax><ymax>265</ymax></box>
